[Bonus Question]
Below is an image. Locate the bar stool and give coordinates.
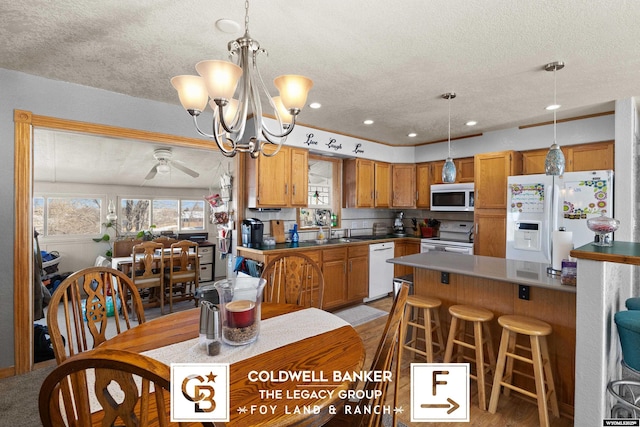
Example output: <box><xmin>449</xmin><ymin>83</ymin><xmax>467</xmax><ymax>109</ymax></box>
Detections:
<box><xmin>488</xmin><ymin>315</ymin><xmax>559</xmax><ymax>427</ymax></box>
<box><xmin>444</xmin><ymin>304</ymin><xmax>496</xmax><ymax>410</ymax></box>
<box><xmin>399</xmin><ymin>295</ymin><xmax>445</xmax><ymax>363</ymax></box>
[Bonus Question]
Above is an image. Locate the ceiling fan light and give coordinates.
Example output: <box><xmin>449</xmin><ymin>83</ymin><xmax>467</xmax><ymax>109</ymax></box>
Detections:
<box><xmin>195</xmin><ymin>60</ymin><xmax>242</xmax><ymax>101</ymax></box>
<box><xmin>274</xmin><ymin>75</ymin><xmax>314</xmax><ymax>111</ymax></box>
<box><xmin>170</xmin><ymin>75</ymin><xmax>209</xmax><ymax>113</ymax></box>
<box><xmin>157</xmin><ymin>163</ymin><xmax>171</xmax><ymax>175</ymax></box>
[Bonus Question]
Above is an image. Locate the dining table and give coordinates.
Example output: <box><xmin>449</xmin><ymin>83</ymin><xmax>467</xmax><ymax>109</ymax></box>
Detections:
<box><xmin>97</xmin><ymin>302</ymin><xmax>367</xmax><ymax>426</ymax></box>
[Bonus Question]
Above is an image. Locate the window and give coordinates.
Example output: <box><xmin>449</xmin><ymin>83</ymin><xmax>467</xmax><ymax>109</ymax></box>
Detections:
<box><xmin>298</xmin><ymin>156</ymin><xmax>341</xmax><ymax>229</ymax></box>
<box><xmin>120</xmin><ymin>198</ymin><xmax>205</xmax><ymax>233</ymax></box>
<box><xmin>33</xmin><ymin>196</ymin><xmax>102</xmax><ymax>236</ymax></box>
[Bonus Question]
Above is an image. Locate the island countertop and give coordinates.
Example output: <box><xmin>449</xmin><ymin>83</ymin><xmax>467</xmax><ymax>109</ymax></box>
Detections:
<box><xmin>387</xmin><ymin>251</ymin><xmax>575</xmax><ymax>293</ymax></box>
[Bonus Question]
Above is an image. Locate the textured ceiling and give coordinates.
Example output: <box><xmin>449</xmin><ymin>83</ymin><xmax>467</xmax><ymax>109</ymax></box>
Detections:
<box><xmin>2</xmin><ymin>0</ymin><xmax>640</xmax><ymax>147</ymax></box>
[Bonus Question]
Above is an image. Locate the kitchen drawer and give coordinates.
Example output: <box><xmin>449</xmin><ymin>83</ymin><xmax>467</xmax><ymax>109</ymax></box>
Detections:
<box><xmin>200</xmin><ymin>263</ymin><xmax>213</xmax><ymax>282</ymax></box>
<box><xmin>348</xmin><ymin>245</ymin><xmax>369</xmax><ymax>258</ymax></box>
<box><xmin>323</xmin><ymin>247</ymin><xmax>347</xmax><ymax>262</ymax></box>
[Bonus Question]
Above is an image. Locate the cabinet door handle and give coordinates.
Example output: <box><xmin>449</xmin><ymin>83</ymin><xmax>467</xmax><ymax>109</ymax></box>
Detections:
<box><xmin>292</xmin><ymin>184</ymin><xmax>296</xmax><ymax>196</ymax></box>
<box><xmin>285</xmin><ymin>184</ymin><xmax>288</xmax><ymax>194</ymax></box>
<box><xmin>349</xmin><ymin>260</ymin><xmax>352</xmax><ymax>272</ymax></box>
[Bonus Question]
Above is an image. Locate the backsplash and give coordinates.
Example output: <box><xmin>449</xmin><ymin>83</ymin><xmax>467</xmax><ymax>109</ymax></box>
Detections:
<box><xmin>244</xmin><ymin>207</ymin><xmax>473</xmax><ymax>241</ymax></box>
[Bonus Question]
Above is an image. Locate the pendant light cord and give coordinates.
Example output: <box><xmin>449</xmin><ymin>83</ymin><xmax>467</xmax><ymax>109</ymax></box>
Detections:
<box><xmin>553</xmin><ymin>67</ymin><xmax>557</xmax><ymax>144</ymax></box>
<box><xmin>447</xmin><ymin>95</ymin><xmax>452</xmax><ymax>157</ymax></box>
<box><xmin>245</xmin><ymin>0</ymin><xmax>250</xmax><ymax>33</ymax></box>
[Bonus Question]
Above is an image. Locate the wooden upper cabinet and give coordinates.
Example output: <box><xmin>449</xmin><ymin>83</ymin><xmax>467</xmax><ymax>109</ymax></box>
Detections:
<box><xmin>416</xmin><ymin>163</ymin><xmax>431</xmax><ymax>208</ymax></box>
<box><xmin>457</xmin><ymin>157</ymin><xmax>475</xmax><ymax>182</ymax></box>
<box><xmin>431</xmin><ymin>157</ymin><xmax>474</xmax><ymax>184</ymax></box>
<box><xmin>566</xmin><ymin>141</ymin><xmax>614</xmax><ymax>172</ymax></box>
<box><xmin>521</xmin><ymin>141</ymin><xmax>614</xmax><ymax>174</ymax></box>
<box><xmin>474</xmin><ymin>210</ymin><xmax>507</xmax><ymax>258</ymax></box>
<box><xmin>343</xmin><ymin>158</ymin><xmax>374</xmax><ymax>208</ymax></box>
<box><xmin>474</xmin><ymin>150</ymin><xmax>522</xmax><ymax>209</ymax></box>
<box><xmin>246</xmin><ymin>146</ymin><xmax>308</xmax><ymax>208</ymax></box>
<box><xmin>374</xmin><ymin>162</ymin><xmax>391</xmax><ymax>208</ymax></box>
<box><xmin>391</xmin><ymin>164</ymin><xmax>416</xmax><ymax>208</ymax></box>
<box><xmin>289</xmin><ymin>148</ymin><xmax>308</xmax><ymax>206</ymax></box>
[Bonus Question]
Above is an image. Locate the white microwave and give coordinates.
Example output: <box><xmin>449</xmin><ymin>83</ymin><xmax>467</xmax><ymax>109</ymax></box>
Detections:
<box><xmin>430</xmin><ymin>183</ymin><xmax>474</xmax><ymax>211</ymax></box>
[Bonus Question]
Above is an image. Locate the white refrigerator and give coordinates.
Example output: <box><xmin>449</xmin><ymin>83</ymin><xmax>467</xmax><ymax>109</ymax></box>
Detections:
<box><xmin>505</xmin><ymin>170</ymin><xmax>614</xmax><ymax>264</ymax></box>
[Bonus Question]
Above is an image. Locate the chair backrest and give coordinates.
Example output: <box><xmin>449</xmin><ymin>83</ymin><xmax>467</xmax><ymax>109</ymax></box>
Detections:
<box><xmin>46</xmin><ymin>267</ymin><xmax>146</xmax><ymax>364</ymax></box>
<box><xmin>39</xmin><ymin>348</ymin><xmax>216</xmax><ymax>427</ymax></box>
<box><xmin>355</xmin><ymin>283</ymin><xmax>409</xmax><ymax>427</ymax></box>
<box><xmin>131</xmin><ymin>241</ymin><xmax>164</xmax><ymax>287</ymax></box>
<box><xmin>260</xmin><ymin>253</ymin><xmax>324</xmax><ymax>308</ymax></box>
<box><xmin>112</xmin><ymin>238</ymin><xmax>142</xmax><ymax>257</ymax></box>
<box><xmin>153</xmin><ymin>236</ymin><xmax>178</xmax><ymax>248</ymax></box>
<box><xmin>167</xmin><ymin>240</ymin><xmax>199</xmax><ymax>281</ymax></box>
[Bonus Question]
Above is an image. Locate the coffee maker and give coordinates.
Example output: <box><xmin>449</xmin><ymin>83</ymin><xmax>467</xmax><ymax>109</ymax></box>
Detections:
<box><xmin>241</xmin><ymin>218</ymin><xmax>264</xmax><ymax>248</ymax></box>
<box><xmin>393</xmin><ymin>211</ymin><xmax>405</xmax><ymax>235</ymax></box>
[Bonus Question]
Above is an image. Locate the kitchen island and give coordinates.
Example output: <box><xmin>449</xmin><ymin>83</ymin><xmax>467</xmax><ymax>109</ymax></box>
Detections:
<box><xmin>388</xmin><ymin>251</ymin><xmax>576</xmax><ymax>419</ymax></box>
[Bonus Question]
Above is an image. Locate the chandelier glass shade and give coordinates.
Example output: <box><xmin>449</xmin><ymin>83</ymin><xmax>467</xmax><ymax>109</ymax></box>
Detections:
<box><xmin>171</xmin><ymin>2</ymin><xmax>313</xmax><ymax>158</ymax></box>
<box><xmin>442</xmin><ymin>92</ymin><xmax>457</xmax><ymax>183</ymax></box>
<box><xmin>544</xmin><ymin>61</ymin><xmax>566</xmax><ymax>176</ymax></box>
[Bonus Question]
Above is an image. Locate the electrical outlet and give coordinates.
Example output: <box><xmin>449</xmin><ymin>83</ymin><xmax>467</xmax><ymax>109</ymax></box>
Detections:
<box><xmin>441</xmin><ymin>272</ymin><xmax>450</xmax><ymax>284</ymax></box>
<box><xmin>518</xmin><ymin>285</ymin><xmax>530</xmax><ymax>300</ymax></box>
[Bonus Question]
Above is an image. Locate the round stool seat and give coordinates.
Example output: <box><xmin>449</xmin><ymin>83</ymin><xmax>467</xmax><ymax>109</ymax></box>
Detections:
<box><xmin>626</xmin><ymin>297</ymin><xmax>640</xmax><ymax>311</ymax></box>
<box><xmin>449</xmin><ymin>304</ymin><xmax>494</xmax><ymax>322</ymax></box>
<box><xmin>407</xmin><ymin>295</ymin><xmax>442</xmax><ymax>309</ymax></box>
<box><xmin>498</xmin><ymin>315</ymin><xmax>552</xmax><ymax>336</ymax></box>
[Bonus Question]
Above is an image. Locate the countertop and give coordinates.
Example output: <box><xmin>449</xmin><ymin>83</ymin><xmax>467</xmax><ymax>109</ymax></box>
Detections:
<box><xmin>387</xmin><ymin>251</ymin><xmax>575</xmax><ymax>293</ymax></box>
<box><xmin>237</xmin><ymin>235</ymin><xmax>422</xmax><ymax>254</ymax></box>
<box><xmin>571</xmin><ymin>241</ymin><xmax>640</xmax><ymax>266</ymax></box>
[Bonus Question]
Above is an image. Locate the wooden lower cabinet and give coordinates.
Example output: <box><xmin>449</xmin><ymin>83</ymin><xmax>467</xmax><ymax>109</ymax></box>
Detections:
<box><xmin>322</xmin><ymin>248</ymin><xmax>348</xmax><ymax>310</ymax></box>
<box><xmin>474</xmin><ymin>209</ymin><xmax>506</xmax><ymax>257</ymax></box>
<box><xmin>347</xmin><ymin>245</ymin><xmax>369</xmax><ymax>301</ymax></box>
<box><xmin>394</xmin><ymin>240</ymin><xmax>420</xmax><ymax>277</ymax></box>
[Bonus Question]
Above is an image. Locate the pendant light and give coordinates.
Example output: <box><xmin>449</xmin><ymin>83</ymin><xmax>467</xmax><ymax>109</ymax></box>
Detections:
<box><xmin>544</xmin><ymin>61</ymin><xmax>565</xmax><ymax>175</ymax></box>
<box><xmin>442</xmin><ymin>92</ymin><xmax>457</xmax><ymax>183</ymax></box>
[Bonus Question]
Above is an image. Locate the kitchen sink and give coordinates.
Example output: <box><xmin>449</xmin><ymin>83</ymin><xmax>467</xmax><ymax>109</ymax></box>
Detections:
<box><xmin>328</xmin><ymin>238</ymin><xmax>353</xmax><ymax>243</ymax></box>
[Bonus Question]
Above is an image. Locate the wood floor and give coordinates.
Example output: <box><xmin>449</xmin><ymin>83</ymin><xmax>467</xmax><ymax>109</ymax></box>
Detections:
<box><xmin>357</xmin><ymin>297</ymin><xmax>574</xmax><ymax>427</ymax></box>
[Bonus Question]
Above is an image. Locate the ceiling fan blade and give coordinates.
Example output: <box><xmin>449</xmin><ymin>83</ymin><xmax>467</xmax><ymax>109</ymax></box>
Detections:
<box><xmin>170</xmin><ymin>160</ymin><xmax>199</xmax><ymax>178</ymax></box>
<box><xmin>145</xmin><ymin>164</ymin><xmax>158</xmax><ymax>180</ymax></box>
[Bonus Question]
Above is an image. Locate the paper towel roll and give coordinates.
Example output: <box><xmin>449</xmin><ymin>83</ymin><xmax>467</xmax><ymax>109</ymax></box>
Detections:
<box><xmin>552</xmin><ymin>230</ymin><xmax>573</xmax><ymax>271</ymax></box>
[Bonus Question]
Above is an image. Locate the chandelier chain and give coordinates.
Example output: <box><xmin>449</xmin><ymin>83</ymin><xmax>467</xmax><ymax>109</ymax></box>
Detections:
<box><xmin>245</xmin><ymin>0</ymin><xmax>250</xmax><ymax>33</ymax></box>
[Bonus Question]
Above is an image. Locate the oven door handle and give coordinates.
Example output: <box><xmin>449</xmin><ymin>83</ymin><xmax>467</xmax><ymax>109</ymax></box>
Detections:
<box><xmin>444</xmin><ymin>246</ymin><xmax>471</xmax><ymax>254</ymax></box>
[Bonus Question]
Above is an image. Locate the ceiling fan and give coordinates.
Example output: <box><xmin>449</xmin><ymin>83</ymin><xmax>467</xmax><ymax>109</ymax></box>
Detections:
<box><xmin>145</xmin><ymin>148</ymin><xmax>199</xmax><ymax>180</ymax></box>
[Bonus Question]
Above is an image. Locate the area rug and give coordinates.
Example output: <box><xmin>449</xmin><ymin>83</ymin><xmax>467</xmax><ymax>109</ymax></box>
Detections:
<box><xmin>333</xmin><ymin>304</ymin><xmax>388</xmax><ymax>327</ymax></box>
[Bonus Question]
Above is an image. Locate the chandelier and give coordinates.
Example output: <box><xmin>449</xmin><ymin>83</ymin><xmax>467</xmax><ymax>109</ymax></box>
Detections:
<box><xmin>544</xmin><ymin>61</ymin><xmax>565</xmax><ymax>175</ymax></box>
<box><xmin>441</xmin><ymin>92</ymin><xmax>457</xmax><ymax>183</ymax></box>
<box><xmin>171</xmin><ymin>1</ymin><xmax>313</xmax><ymax>158</ymax></box>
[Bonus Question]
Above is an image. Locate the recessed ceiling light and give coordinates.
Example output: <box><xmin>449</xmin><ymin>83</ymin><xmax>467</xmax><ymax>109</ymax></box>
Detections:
<box><xmin>309</xmin><ymin>102</ymin><xmax>322</xmax><ymax>109</ymax></box>
<box><xmin>363</xmin><ymin>119</ymin><xmax>374</xmax><ymax>125</ymax></box>
<box><xmin>407</xmin><ymin>132</ymin><xmax>417</xmax><ymax>138</ymax></box>
<box><xmin>546</xmin><ymin>104</ymin><xmax>561</xmax><ymax>111</ymax></box>
<box><xmin>215</xmin><ymin>19</ymin><xmax>240</xmax><ymax>34</ymax></box>
<box><xmin>465</xmin><ymin>121</ymin><xmax>477</xmax><ymax>126</ymax></box>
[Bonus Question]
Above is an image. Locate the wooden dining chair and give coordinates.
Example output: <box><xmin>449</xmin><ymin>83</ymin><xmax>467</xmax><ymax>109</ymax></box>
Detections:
<box><xmin>325</xmin><ymin>283</ymin><xmax>409</xmax><ymax>427</ymax></box>
<box><xmin>39</xmin><ymin>348</ymin><xmax>216</xmax><ymax>427</ymax></box>
<box><xmin>153</xmin><ymin>236</ymin><xmax>178</xmax><ymax>248</ymax></box>
<box><xmin>164</xmin><ymin>240</ymin><xmax>200</xmax><ymax>313</ymax></box>
<box><xmin>260</xmin><ymin>253</ymin><xmax>325</xmax><ymax>309</ymax></box>
<box><xmin>131</xmin><ymin>241</ymin><xmax>165</xmax><ymax>314</ymax></box>
<box><xmin>46</xmin><ymin>266</ymin><xmax>146</xmax><ymax>364</ymax></box>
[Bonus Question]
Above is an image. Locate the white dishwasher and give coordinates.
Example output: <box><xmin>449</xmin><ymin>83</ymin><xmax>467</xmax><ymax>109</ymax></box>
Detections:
<box><xmin>365</xmin><ymin>241</ymin><xmax>395</xmax><ymax>302</ymax></box>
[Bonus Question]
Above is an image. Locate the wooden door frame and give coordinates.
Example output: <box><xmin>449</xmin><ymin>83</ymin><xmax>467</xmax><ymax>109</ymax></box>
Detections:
<box><xmin>12</xmin><ymin>109</ymin><xmax>242</xmax><ymax>374</ymax></box>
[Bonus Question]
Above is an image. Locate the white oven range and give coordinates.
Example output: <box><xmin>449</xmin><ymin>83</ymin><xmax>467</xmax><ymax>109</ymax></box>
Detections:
<box><xmin>420</xmin><ymin>220</ymin><xmax>474</xmax><ymax>255</ymax></box>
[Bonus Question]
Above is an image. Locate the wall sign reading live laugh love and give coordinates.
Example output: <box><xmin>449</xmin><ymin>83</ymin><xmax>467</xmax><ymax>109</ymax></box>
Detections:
<box><xmin>300</xmin><ymin>133</ymin><xmax>369</xmax><ymax>154</ymax></box>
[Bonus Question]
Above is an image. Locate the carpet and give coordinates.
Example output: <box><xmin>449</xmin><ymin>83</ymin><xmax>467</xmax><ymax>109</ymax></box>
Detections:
<box><xmin>333</xmin><ymin>304</ymin><xmax>388</xmax><ymax>326</ymax></box>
